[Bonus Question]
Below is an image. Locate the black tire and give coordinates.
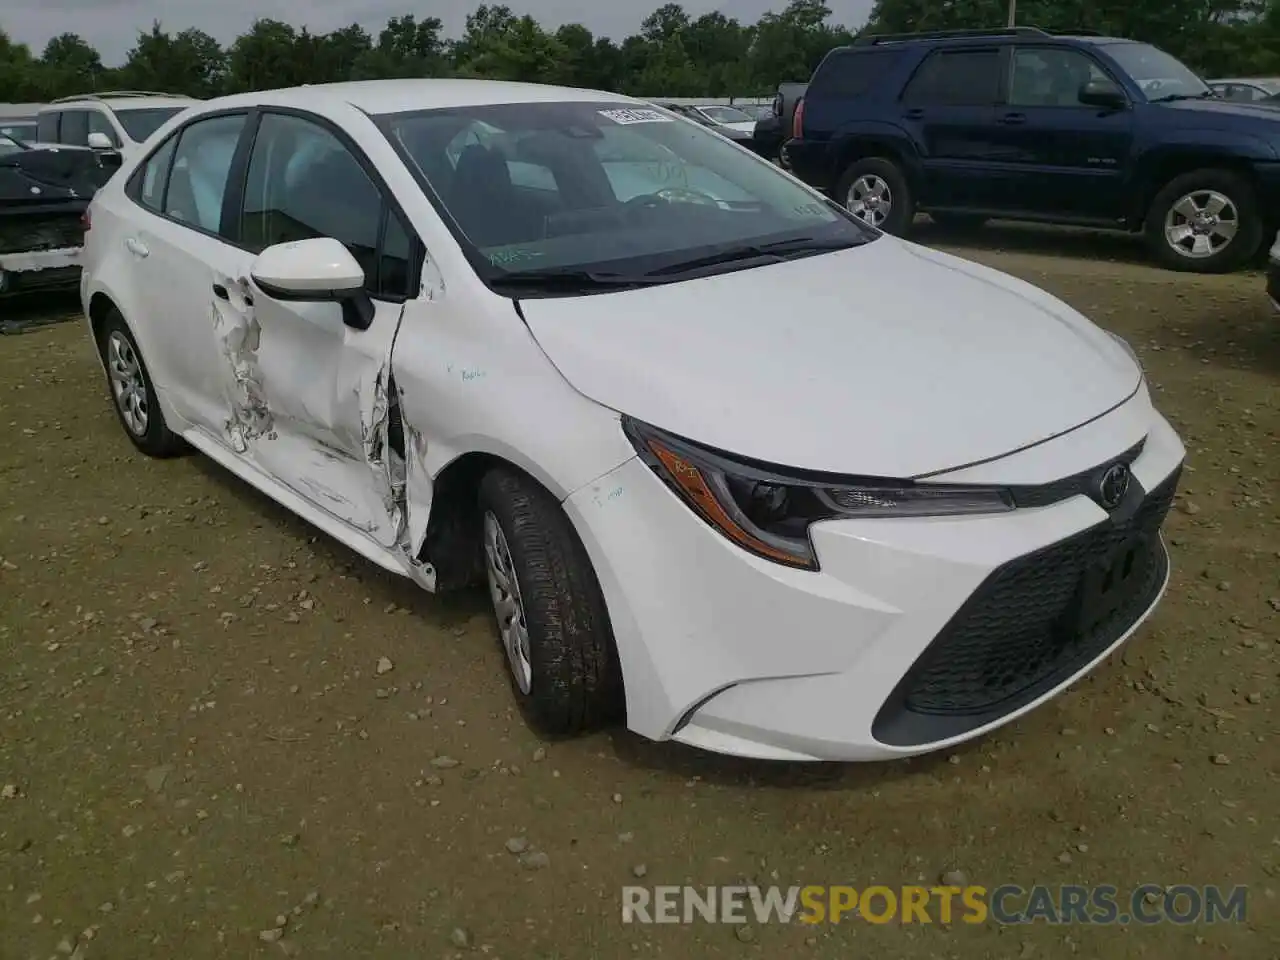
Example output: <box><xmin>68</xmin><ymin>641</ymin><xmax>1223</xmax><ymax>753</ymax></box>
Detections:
<box><xmin>930</xmin><ymin>212</ymin><xmax>988</xmax><ymax>230</ymax></box>
<box><xmin>835</xmin><ymin>156</ymin><xmax>915</xmax><ymax>235</ymax></box>
<box><xmin>97</xmin><ymin>308</ymin><xmax>186</xmax><ymax>458</ymax></box>
<box><xmin>478</xmin><ymin>467</ymin><xmax>623</xmax><ymax>735</ymax></box>
<box><xmin>1144</xmin><ymin>168</ymin><xmax>1263</xmax><ymax>273</ymax></box>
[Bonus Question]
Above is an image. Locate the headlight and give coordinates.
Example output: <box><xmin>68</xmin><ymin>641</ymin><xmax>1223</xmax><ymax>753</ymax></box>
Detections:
<box><xmin>623</xmin><ymin>418</ymin><xmax>1014</xmax><ymax>571</ymax></box>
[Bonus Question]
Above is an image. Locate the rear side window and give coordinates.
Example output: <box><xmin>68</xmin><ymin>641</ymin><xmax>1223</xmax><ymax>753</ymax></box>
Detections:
<box><xmin>903</xmin><ymin>49</ymin><xmax>1003</xmax><ymax>105</ymax></box>
<box><xmin>133</xmin><ymin>135</ymin><xmax>179</xmax><ymax>212</ymax></box>
<box><xmin>809</xmin><ymin>49</ymin><xmax>902</xmax><ymax>98</ymax></box>
<box><xmin>163</xmin><ymin>113</ymin><xmax>247</xmax><ymax>232</ymax></box>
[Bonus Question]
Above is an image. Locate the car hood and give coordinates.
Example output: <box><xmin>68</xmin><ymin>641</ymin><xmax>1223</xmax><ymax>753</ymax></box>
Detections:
<box><xmin>517</xmin><ymin>237</ymin><xmax>1142</xmax><ymax>478</ymax></box>
<box><xmin>1164</xmin><ymin>97</ymin><xmax>1280</xmax><ymax>124</ymax></box>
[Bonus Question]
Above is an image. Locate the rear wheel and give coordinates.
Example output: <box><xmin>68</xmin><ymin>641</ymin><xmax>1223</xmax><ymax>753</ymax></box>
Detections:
<box><xmin>835</xmin><ymin>157</ymin><xmax>914</xmax><ymax>235</ymax></box>
<box><xmin>478</xmin><ymin>467</ymin><xmax>623</xmax><ymax>735</ymax></box>
<box><xmin>1144</xmin><ymin>169</ymin><xmax>1262</xmax><ymax>273</ymax></box>
<box><xmin>97</xmin><ymin>309</ymin><xmax>185</xmax><ymax>457</ymax></box>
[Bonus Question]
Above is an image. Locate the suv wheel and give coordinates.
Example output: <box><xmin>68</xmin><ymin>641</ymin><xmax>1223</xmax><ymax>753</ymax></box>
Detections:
<box><xmin>1145</xmin><ymin>169</ymin><xmax>1262</xmax><ymax>273</ymax></box>
<box><xmin>836</xmin><ymin>158</ymin><xmax>914</xmax><ymax>235</ymax></box>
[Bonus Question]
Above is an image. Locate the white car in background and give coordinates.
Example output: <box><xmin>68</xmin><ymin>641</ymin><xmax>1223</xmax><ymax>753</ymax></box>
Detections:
<box><xmin>36</xmin><ymin>92</ymin><xmax>196</xmax><ymax>161</ymax></box>
<box><xmin>78</xmin><ymin>79</ymin><xmax>1185</xmax><ymax>762</ymax></box>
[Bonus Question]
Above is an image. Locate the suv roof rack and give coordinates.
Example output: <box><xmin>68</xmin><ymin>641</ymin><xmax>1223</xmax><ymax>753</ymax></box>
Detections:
<box><xmin>48</xmin><ymin>91</ymin><xmax>193</xmax><ymax>105</ymax></box>
<box><xmin>852</xmin><ymin>26</ymin><xmax>1050</xmax><ymax>46</ymax></box>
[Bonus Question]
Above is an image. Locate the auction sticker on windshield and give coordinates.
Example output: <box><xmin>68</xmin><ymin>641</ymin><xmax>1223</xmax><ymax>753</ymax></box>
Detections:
<box><xmin>599</xmin><ymin>109</ymin><xmax>673</xmax><ymax>124</ymax></box>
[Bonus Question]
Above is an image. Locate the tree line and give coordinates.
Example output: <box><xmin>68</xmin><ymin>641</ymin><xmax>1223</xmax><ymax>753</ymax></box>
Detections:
<box><xmin>2</xmin><ymin>0</ymin><xmax>1279</xmax><ymax>104</ymax></box>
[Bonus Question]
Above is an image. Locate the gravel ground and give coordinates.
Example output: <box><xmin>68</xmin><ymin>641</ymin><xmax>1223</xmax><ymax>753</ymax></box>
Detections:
<box><xmin>1</xmin><ymin>230</ymin><xmax>1278</xmax><ymax>960</ymax></box>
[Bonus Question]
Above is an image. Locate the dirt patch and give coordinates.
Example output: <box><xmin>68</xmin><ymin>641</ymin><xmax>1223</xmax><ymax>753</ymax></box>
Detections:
<box><xmin>1</xmin><ymin>244</ymin><xmax>1276</xmax><ymax>958</ymax></box>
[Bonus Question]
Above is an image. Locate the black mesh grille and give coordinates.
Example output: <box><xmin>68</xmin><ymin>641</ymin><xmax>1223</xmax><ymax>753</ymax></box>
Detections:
<box><xmin>1005</xmin><ymin>438</ymin><xmax>1145</xmax><ymax>509</ymax></box>
<box><xmin>873</xmin><ymin>466</ymin><xmax>1179</xmax><ymax>747</ymax></box>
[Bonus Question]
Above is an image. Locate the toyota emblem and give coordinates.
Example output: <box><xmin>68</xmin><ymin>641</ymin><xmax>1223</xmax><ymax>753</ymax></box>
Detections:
<box><xmin>1096</xmin><ymin>463</ymin><xmax>1131</xmax><ymax>509</ymax></box>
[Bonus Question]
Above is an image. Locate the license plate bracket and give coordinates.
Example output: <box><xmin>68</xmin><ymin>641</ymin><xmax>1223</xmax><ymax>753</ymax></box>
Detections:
<box><xmin>1069</xmin><ymin>534</ymin><xmax>1150</xmax><ymax>638</ymax></box>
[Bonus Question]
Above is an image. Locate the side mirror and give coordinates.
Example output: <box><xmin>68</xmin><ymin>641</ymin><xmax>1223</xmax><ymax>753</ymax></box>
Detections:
<box><xmin>1078</xmin><ymin>79</ymin><xmax>1127</xmax><ymax>110</ymax></box>
<box><xmin>87</xmin><ymin>132</ymin><xmax>114</xmax><ymax>150</ymax></box>
<box><xmin>250</xmin><ymin>237</ymin><xmax>374</xmax><ymax>329</ymax></box>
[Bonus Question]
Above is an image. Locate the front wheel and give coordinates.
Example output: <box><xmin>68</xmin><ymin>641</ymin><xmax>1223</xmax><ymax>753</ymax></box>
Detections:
<box><xmin>1144</xmin><ymin>169</ymin><xmax>1262</xmax><ymax>273</ymax></box>
<box><xmin>835</xmin><ymin>157</ymin><xmax>915</xmax><ymax>235</ymax></box>
<box><xmin>478</xmin><ymin>468</ymin><xmax>623</xmax><ymax>735</ymax></box>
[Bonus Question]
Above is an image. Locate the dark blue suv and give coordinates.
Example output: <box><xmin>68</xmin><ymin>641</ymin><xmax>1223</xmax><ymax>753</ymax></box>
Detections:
<box><xmin>783</xmin><ymin>27</ymin><xmax>1280</xmax><ymax>272</ymax></box>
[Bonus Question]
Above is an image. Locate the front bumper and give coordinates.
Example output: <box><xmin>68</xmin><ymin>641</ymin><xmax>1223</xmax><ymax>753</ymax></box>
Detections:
<box><xmin>564</xmin><ymin>393</ymin><xmax>1185</xmax><ymax>761</ymax></box>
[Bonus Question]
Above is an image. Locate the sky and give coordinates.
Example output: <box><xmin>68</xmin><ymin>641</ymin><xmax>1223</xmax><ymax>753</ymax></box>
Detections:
<box><xmin>0</xmin><ymin>0</ymin><xmax>876</xmax><ymax>66</ymax></box>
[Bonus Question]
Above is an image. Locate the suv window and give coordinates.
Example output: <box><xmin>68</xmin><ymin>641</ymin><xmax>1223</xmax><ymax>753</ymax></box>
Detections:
<box><xmin>163</xmin><ymin>113</ymin><xmax>247</xmax><ymax>232</ymax></box>
<box><xmin>902</xmin><ymin>48</ymin><xmax>1003</xmax><ymax>106</ymax></box>
<box><xmin>810</xmin><ymin>49</ymin><xmax>902</xmax><ymax>98</ymax></box>
<box><xmin>240</xmin><ymin>112</ymin><xmax>416</xmax><ymax>299</ymax></box>
<box><xmin>87</xmin><ymin>111</ymin><xmax>120</xmax><ymax>147</ymax></box>
<box><xmin>36</xmin><ymin>113</ymin><xmax>58</xmax><ymax>142</ymax></box>
<box><xmin>1009</xmin><ymin>48</ymin><xmax>1111</xmax><ymax>107</ymax></box>
<box><xmin>58</xmin><ymin>110</ymin><xmax>91</xmax><ymax>146</ymax></box>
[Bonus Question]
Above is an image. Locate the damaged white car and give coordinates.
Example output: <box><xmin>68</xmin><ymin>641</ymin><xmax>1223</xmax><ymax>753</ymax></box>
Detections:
<box><xmin>80</xmin><ymin>80</ymin><xmax>1186</xmax><ymax>762</ymax></box>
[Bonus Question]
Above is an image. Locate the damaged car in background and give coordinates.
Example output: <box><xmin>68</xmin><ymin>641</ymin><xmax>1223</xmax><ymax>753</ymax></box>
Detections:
<box><xmin>1</xmin><ymin>132</ymin><xmax>113</xmax><ymax>300</ymax></box>
<box><xmin>80</xmin><ymin>80</ymin><xmax>1185</xmax><ymax>763</ymax></box>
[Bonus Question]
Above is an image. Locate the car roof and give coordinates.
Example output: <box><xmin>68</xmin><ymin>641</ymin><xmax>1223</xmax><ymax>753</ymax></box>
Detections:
<box><xmin>200</xmin><ymin>79</ymin><xmax>639</xmax><ymax>117</ymax></box>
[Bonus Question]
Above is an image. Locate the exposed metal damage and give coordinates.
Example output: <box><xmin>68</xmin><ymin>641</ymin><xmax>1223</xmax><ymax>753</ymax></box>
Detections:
<box><xmin>211</xmin><ymin>278</ymin><xmax>274</xmax><ymax>452</ymax></box>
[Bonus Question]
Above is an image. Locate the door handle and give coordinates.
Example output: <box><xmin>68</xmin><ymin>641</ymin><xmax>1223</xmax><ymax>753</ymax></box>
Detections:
<box><xmin>1000</xmin><ymin>112</ymin><xmax>1027</xmax><ymax>125</ymax></box>
<box><xmin>125</xmin><ymin>237</ymin><xmax>149</xmax><ymax>258</ymax></box>
<box><xmin>212</xmin><ymin>283</ymin><xmax>229</xmax><ymax>301</ymax></box>
<box><xmin>904</xmin><ymin>107</ymin><xmax>924</xmax><ymax>120</ymax></box>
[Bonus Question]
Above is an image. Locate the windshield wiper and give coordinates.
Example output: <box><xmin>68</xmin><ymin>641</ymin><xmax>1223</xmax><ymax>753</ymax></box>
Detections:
<box><xmin>643</xmin><ymin>237</ymin><xmax>860</xmax><ymax>277</ymax></box>
<box><xmin>1149</xmin><ymin>92</ymin><xmax>1213</xmax><ymax>103</ymax></box>
<box><xmin>489</xmin><ymin>268</ymin><xmax>669</xmax><ymax>292</ymax></box>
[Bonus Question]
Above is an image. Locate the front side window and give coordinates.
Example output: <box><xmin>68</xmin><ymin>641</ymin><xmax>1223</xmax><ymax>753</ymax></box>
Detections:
<box><xmin>115</xmin><ymin>107</ymin><xmax>185</xmax><ymax>143</ymax></box>
<box><xmin>240</xmin><ymin>112</ymin><xmax>415</xmax><ymax>299</ymax></box>
<box><xmin>87</xmin><ymin>111</ymin><xmax>120</xmax><ymax>147</ymax></box>
<box><xmin>1103</xmin><ymin>42</ymin><xmax>1209</xmax><ymax>101</ymax></box>
<box><xmin>903</xmin><ymin>49</ymin><xmax>1003</xmax><ymax>106</ymax></box>
<box><xmin>1009</xmin><ymin>48</ymin><xmax>1112</xmax><ymax>107</ymax></box>
<box><xmin>378</xmin><ymin>100</ymin><xmax>874</xmax><ymax>290</ymax></box>
<box><xmin>163</xmin><ymin>113</ymin><xmax>246</xmax><ymax>232</ymax></box>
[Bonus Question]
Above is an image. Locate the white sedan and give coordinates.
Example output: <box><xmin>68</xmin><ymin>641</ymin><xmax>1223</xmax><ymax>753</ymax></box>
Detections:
<box><xmin>79</xmin><ymin>79</ymin><xmax>1185</xmax><ymax>762</ymax></box>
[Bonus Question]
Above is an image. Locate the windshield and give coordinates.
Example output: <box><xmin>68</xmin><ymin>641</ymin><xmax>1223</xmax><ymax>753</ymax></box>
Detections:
<box><xmin>1105</xmin><ymin>42</ymin><xmax>1210</xmax><ymax>101</ymax></box>
<box><xmin>115</xmin><ymin>106</ymin><xmax>184</xmax><ymax>142</ymax></box>
<box><xmin>0</xmin><ymin>133</ymin><xmax>25</xmax><ymax>156</ymax></box>
<box><xmin>698</xmin><ymin>106</ymin><xmax>754</xmax><ymax>124</ymax></box>
<box><xmin>377</xmin><ymin>100</ymin><xmax>875</xmax><ymax>292</ymax></box>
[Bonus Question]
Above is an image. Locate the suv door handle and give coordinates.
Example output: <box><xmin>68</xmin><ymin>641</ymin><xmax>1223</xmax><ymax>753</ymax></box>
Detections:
<box><xmin>1000</xmin><ymin>112</ymin><xmax>1027</xmax><ymax>125</ymax></box>
<box><xmin>125</xmin><ymin>237</ymin><xmax>149</xmax><ymax>258</ymax></box>
<box><xmin>904</xmin><ymin>107</ymin><xmax>924</xmax><ymax>120</ymax></box>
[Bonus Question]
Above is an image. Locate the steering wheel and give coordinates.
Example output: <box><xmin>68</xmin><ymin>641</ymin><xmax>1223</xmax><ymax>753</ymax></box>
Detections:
<box><xmin>623</xmin><ymin>187</ymin><xmax>720</xmax><ymax>212</ymax></box>
<box><xmin>1142</xmin><ymin>78</ymin><xmax>1165</xmax><ymax>94</ymax></box>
